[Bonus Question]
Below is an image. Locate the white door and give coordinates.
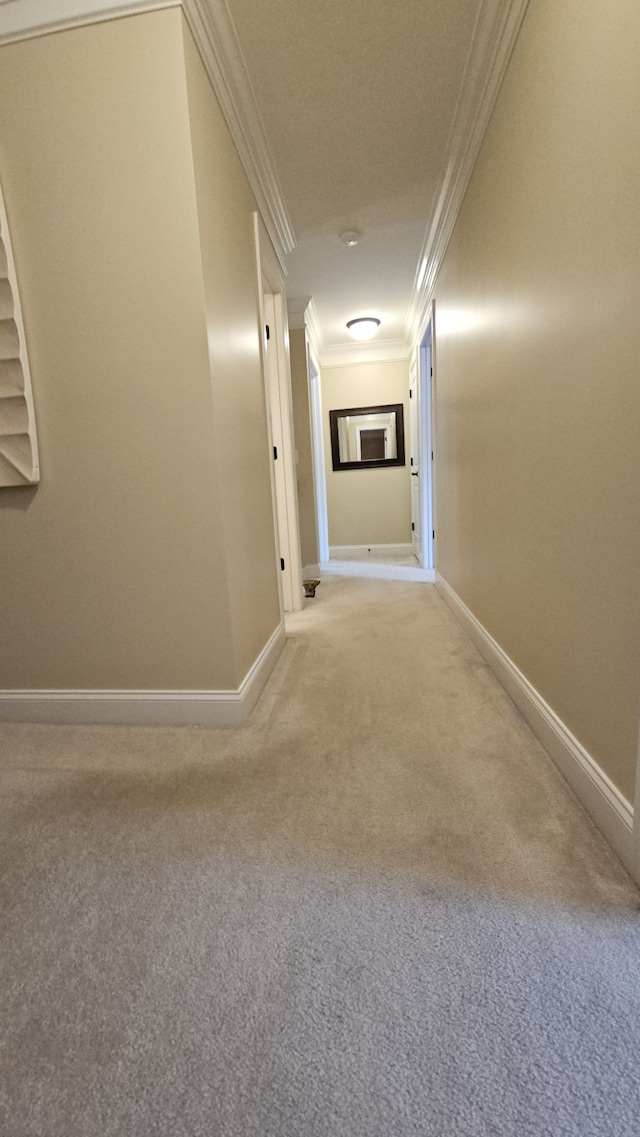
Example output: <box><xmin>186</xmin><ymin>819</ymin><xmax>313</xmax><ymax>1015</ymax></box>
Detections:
<box><xmin>253</xmin><ymin>214</ymin><xmax>303</xmax><ymax>610</ymax></box>
<box><xmin>264</xmin><ymin>308</ymin><xmax>291</xmax><ymax>609</ymax></box>
<box><xmin>308</xmin><ymin>353</ymin><xmax>329</xmax><ymax>565</ymax></box>
<box><xmin>409</xmin><ymin>356</ymin><xmax>422</xmax><ymax>561</ymax></box>
<box><xmin>409</xmin><ymin>311</ymin><xmax>435</xmax><ymax>572</ymax></box>
<box><xmin>420</xmin><ymin>317</ymin><xmax>435</xmax><ymax>572</ymax></box>
<box><xmin>263</xmin><ymin>292</ymin><xmax>303</xmax><ymax>611</ymax></box>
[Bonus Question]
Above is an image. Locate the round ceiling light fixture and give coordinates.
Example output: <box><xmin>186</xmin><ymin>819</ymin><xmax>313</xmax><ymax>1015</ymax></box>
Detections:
<box><xmin>346</xmin><ymin>317</ymin><xmax>381</xmax><ymax>341</ymax></box>
<box><xmin>339</xmin><ymin>229</ymin><xmax>361</xmax><ymax>246</ymax></box>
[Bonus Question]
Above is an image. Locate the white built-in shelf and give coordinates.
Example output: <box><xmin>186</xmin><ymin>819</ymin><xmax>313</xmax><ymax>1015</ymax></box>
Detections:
<box><xmin>0</xmin><ymin>183</ymin><xmax>39</xmax><ymax>486</ymax></box>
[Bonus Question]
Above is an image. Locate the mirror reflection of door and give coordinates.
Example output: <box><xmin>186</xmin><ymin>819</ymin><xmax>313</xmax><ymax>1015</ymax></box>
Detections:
<box><xmin>359</xmin><ymin>428</ymin><xmax>386</xmax><ymax>461</ymax></box>
<box><xmin>330</xmin><ymin>404</ymin><xmax>405</xmax><ymax>470</ymax></box>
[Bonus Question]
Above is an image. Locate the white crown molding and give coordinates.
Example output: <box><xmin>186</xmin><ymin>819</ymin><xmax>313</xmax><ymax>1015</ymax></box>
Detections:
<box><xmin>286</xmin><ymin>311</ymin><xmax>306</xmax><ymax>332</ymax></box>
<box><xmin>286</xmin><ymin>294</ymin><xmax>311</xmax><ymax>331</ymax></box>
<box><xmin>320</xmin><ymin>336</ymin><xmax>411</xmax><ymax>369</ymax></box>
<box><xmin>182</xmin><ymin>0</ymin><xmax>295</xmax><ymax>271</ymax></box>
<box><xmin>436</xmin><ymin>573</ymin><xmax>634</xmax><ymax>874</ymax></box>
<box><xmin>0</xmin><ymin>0</ymin><xmax>176</xmax><ymax>43</ymax></box>
<box><xmin>0</xmin><ymin>0</ymin><xmax>296</xmax><ymax>273</ymax></box>
<box><xmin>404</xmin><ymin>0</ymin><xmax>531</xmax><ymax>346</ymax></box>
<box><xmin>302</xmin><ymin>297</ymin><xmax>323</xmax><ymax>364</ymax></box>
<box><xmin>300</xmin><ymin>0</ymin><xmax>529</xmax><ymax>364</ymax></box>
<box><xmin>255</xmin><ymin>211</ymin><xmax>285</xmax><ymax>292</ymax></box>
<box><xmin>0</xmin><ymin>622</ymin><xmax>285</xmax><ymax>726</ymax></box>
<box><xmin>300</xmin><ymin>299</ymin><xmax>412</xmax><ymax>369</ymax></box>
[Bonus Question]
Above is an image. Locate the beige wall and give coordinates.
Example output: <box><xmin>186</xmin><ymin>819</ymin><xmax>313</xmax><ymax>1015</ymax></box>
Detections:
<box><xmin>0</xmin><ymin>9</ymin><xmax>280</xmax><ymax>691</ymax></box>
<box><xmin>434</xmin><ymin>0</ymin><xmax>640</xmax><ymax>800</ymax></box>
<box><xmin>182</xmin><ymin>21</ymin><xmax>280</xmax><ymax>680</ymax></box>
<box><xmin>322</xmin><ymin>359</ymin><xmax>411</xmax><ymax>547</ymax></box>
<box><xmin>289</xmin><ymin>328</ymin><xmax>318</xmax><ymax>567</ymax></box>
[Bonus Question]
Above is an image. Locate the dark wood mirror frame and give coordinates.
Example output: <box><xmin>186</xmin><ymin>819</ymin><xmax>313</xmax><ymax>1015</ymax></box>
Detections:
<box><xmin>329</xmin><ymin>403</ymin><xmax>406</xmax><ymax>471</ymax></box>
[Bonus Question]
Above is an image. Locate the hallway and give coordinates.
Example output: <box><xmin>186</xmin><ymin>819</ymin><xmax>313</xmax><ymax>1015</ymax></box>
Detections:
<box><xmin>1</xmin><ymin>577</ymin><xmax>638</xmax><ymax>1136</ymax></box>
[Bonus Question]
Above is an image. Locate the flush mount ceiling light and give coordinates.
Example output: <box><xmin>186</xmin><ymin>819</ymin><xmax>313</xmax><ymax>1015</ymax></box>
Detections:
<box><xmin>339</xmin><ymin>229</ymin><xmax>361</xmax><ymax>246</ymax></box>
<box><xmin>346</xmin><ymin>317</ymin><xmax>381</xmax><ymax>341</ymax></box>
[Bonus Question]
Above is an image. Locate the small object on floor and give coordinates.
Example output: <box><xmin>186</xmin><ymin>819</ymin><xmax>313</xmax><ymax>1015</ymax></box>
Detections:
<box><xmin>303</xmin><ymin>579</ymin><xmax>321</xmax><ymax>598</ymax></box>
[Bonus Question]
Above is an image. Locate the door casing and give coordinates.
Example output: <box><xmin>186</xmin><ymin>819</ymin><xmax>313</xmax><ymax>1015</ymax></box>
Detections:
<box><xmin>253</xmin><ymin>215</ymin><xmax>304</xmax><ymax>612</ymax></box>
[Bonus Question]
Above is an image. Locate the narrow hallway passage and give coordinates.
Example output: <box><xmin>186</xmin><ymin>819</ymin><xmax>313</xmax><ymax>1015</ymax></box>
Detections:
<box><xmin>1</xmin><ymin>577</ymin><xmax>639</xmax><ymax>1136</ymax></box>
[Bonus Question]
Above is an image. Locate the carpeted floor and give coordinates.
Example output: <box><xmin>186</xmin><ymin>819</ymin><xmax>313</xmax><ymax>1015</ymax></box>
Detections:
<box><xmin>1</xmin><ymin>576</ymin><xmax>639</xmax><ymax>1136</ymax></box>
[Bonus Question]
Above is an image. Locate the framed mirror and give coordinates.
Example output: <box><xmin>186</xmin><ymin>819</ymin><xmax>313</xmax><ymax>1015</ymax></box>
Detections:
<box><xmin>329</xmin><ymin>403</ymin><xmax>405</xmax><ymax>471</ymax></box>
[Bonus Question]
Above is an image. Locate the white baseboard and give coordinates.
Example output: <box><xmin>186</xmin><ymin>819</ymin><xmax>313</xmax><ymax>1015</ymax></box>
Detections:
<box><xmin>0</xmin><ymin>622</ymin><xmax>285</xmax><ymax>728</ymax></box>
<box><xmin>329</xmin><ymin>543</ymin><xmax>414</xmax><ymax>559</ymax></box>
<box><xmin>304</xmin><ymin>558</ymin><xmax>434</xmax><ymax>584</ymax></box>
<box><xmin>436</xmin><ymin>573</ymin><xmax>634</xmax><ymax>874</ymax></box>
<box><xmin>320</xmin><ymin>560</ymin><xmax>435</xmax><ymax>583</ymax></box>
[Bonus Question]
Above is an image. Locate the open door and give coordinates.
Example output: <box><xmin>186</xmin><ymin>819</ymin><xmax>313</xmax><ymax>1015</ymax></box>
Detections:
<box><xmin>409</xmin><ymin>356</ymin><xmax>422</xmax><ymax>561</ymax></box>
<box><xmin>254</xmin><ymin>214</ymin><xmax>304</xmax><ymax>612</ymax></box>
<box><xmin>263</xmin><ymin>291</ymin><xmax>303</xmax><ymax>611</ymax></box>
<box><xmin>409</xmin><ymin>307</ymin><xmax>435</xmax><ymax>571</ymax></box>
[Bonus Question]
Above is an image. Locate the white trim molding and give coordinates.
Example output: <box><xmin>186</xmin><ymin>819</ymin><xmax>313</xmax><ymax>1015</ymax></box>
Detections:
<box><xmin>0</xmin><ymin>0</ymin><xmax>178</xmax><ymax>43</ymax></box>
<box><xmin>321</xmin><ymin>561</ymin><xmax>435</xmax><ymax>584</ymax></box>
<box><xmin>302</xmin><ymin>298</ymin><xmax>323</xmax><ymax>367</ymax></box>
<box><xmin>320</xmin><ymin>337</ymin><xmax>411</xmax><ymax>369</ymax></box>
<box><xmin>305</xmin><ymin>340</ymin><xmax>329</xmax><ymax>564</ymax></box>
<box><xmin>181</xmin><ymin>0</ymin><xmax>295</xmax><ymax>270</ymax></box>
<box><xmin>0</xmin><ymin>622</ymin><xmax>285</xmax><ymax>727</ymax></box>
<box><xmin>436</xmin><ymin>573</ymin><xmax>634</xmax><ymax>874</ymax></box>
<box><xmin>0</xmin><ymin>0</ymin><xmax>296</xmax><ymax>273</ymax></box>
<box><xmin>405</xmin><ymin>0</ymin><xmax>531</xmax><ymax>346</ymax></box>
<box><xmin>330</xmin><ymin>544</ymin><xmax>414</xmax><ymax>560</ymax></box>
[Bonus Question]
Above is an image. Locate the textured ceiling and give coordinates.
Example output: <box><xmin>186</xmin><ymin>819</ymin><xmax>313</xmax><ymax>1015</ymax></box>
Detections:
<box><xmin>225</xmin><ymin>0</ymin><xmax>482</xmax><ymax>353</ymax></box>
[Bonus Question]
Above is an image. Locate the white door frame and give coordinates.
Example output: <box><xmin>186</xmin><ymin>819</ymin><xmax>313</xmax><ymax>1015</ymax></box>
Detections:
<box><xmin>307</xmin><ymin>345</ymin><xmax>329</xmax><ymax>565</ymax></box>
<box><xmin>254</xmin><ymin>215</ymin><xmax>304</xmax><ymax>612</ymax></box>
<box><xmin>409</xmin><ymin>355</ymin><xmax>422</xmax><ymax>561</ymax></box>
<box><xmin>305</xmin><ymin>310</ymin><xmax>435</xmax><ymax>581</ymax></box>
<box><xmin>418</xmin><ymin>305</ymin><xmax>435</xmax><ymax>572</ymax></box>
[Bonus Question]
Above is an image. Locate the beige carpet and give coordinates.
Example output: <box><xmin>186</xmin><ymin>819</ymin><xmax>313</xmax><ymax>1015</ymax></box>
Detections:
<box><xmin>1</xmin><ymin>575</ymin><xmax>638</xmax><ymax>1136</ymax></box>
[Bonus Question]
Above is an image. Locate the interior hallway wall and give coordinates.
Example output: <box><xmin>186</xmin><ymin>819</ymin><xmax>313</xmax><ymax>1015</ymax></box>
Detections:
<box><xmin>182</xmin><ymin>19</ymin><xmax>280</xmax><ymax>681</ymax></box>
<box><xmin>321</xmin><ymin>359</ymin><xmax>411</xmax><ymax>547</ymax></box>
<box><xmin>433</xmin><ymin>0</ymin><xmax>640</xmax><ymax>801</ymax></box>
<box><xmin>288</xmin><ymin>328</ymin><xmax>318</xmax><ymax>567</ymax></box>
<box><xmin>0</xmin><ymin>9</ymin><xmax>279</xmax><ymax>692</ymax></box>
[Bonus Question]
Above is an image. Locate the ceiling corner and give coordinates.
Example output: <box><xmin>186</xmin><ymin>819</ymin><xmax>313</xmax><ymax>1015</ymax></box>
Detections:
<box><xmin>182</xmin><ymin>0</ymin><xmax>296</xmax><ymax>272</ymax></box>
<box><xmin>0</xmin><ymin>0</ymin><xmax>178</xmax><ymax>46</ymax></box>
<box><xmin>302</xmin><ymin>298</ymin><xmax>324</xmax><ymax>363</ymax></box>
<box><xmin>404</xmin><ymin>0</ymin><xmax>531</xmax><ymax>347</ymax></box>
<box><xmin>319</xmin><ymin>337</ymin><xmax>412</xmax><ymax>370</ymax></box>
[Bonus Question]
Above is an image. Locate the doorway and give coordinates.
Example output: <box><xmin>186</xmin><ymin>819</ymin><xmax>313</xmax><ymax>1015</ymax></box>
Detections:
<box><xmin>306</xmin><ymin>333</ymin><xmax>434</xmax><ymax>584</ymax></box>
<box><xmin>307</xmin><ymin>348</ymin><xmax>329</xmax><ymax>565</ymax></box>
<box><xmin>262</xmin><ymin>291</ymin><xmax>304</xmax><ymax>611</ymax></box>
<box><xmin>254</xmin><ymin>214</ymin><xmax>304</xmax><ymax>613</ymax></box>
<box><xmin>411</xmin><ymin>310</ymin><xmax>434</xmax><ymax>572</ymax></box>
